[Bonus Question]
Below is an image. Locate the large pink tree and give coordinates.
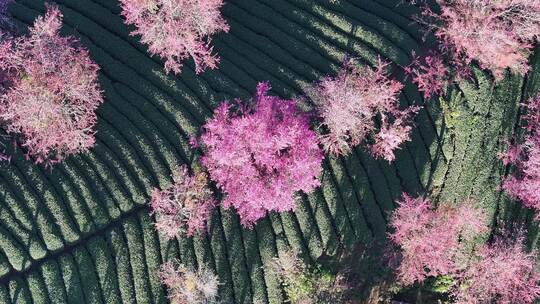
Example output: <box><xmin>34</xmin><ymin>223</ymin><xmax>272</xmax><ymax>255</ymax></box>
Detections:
<box><xmin>304</xmin><ymin>59</ymin><xmax>419</xmax><ymax>161</ymax></box>
<box><xmin>387</xmin><ymin>194</ymin><xmax>487</xmax><ymax>285</ymax></box>
<box><xmin>422</xmin><ymin>0</ymin><xmax>540</xmax><ymax>80</ymax></box>
<box><xmin>119</xmin><ymin>0</ymin><xmax>229</xmax><ymax>74</ymax></box>
<box><xmin>453</xmin><ymin>232</ymin><xmax>540</xmax><ymax>304</ymax></box>
<box><xmin>197</xmin><ymin>82</ymin><xmax>323</xmax><ymax>227</ymax></box>
<box><xmin>0</xmin><ymin>5</ymin><xmax>103</xmax><ymax>166</ymax></box>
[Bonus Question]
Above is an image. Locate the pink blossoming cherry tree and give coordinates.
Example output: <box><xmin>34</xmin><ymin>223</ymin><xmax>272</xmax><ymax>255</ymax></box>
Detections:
<box><xmin>119</xmin><ymin>0</ymin><xmax>229</xmax><ymax>74</ymax></box>
<box><xmin>304</xmin><ymin>59</ymin><xmax>419</xmax><ymax>161</ymax></box>
<box><xmin>197</xmin><ymin>82</ymin><xmax>324</xmax><ymax>227</ymax></box>
<box><xmin>453</xmin><ymin>232</ymin><xmax>540</xmax><ymax>304</ymax></box>
<box><xmin>387</xmin><ymin>194</ymin><xmax>487</xmax><ymax>285</ymax></box>
<box><xmin>0</xmin><ymin>5</ymin><xmax>103</xmax><ymax>166</ymax></box>
<box><xmin>422</xmin><ymin>0</ymin><xmax>540</xmax><ymax>80</ymax></box>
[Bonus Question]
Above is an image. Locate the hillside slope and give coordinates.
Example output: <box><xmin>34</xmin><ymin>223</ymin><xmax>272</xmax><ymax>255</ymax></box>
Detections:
<box><xmin>0</xmin><ymin>0</ymin><xmax>538</xmax><ymax>303</ymax></box>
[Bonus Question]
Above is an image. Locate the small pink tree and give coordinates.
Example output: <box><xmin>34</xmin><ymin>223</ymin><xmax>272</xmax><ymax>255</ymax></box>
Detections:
<box><xmin>404</xmin><ymin>52</ymin><xmax>449</xmax><ymax>100</ymax></box>
<box><xmin>0</xmin><ymin>5</ymin><xmax>103</xmax><ymax>166</ymax></box>
<box><xmin>403</xmin><ymin>50</ymin><xmax>472</xmax><ymax>100</ymax></box>
<box><xmin>197</xmin><ymin>82</ymin><xmax>323</xmax><ymax>227</ymax></box>
<box><xmin>501</xmin><ymin>94</ymin><xmax>540</xmax><ymax>214</ymax></box>
<box><xmin>150</xmin><ymin>165</ymin><xmax>216</xmax><ymax>238</ymax></box>
<box><xmin>159</xmin><ymin>261</ymin><xmax>220</xmax><ymax>304</ymax></box>
<box><xmin>304</xmin><ymin>58</ymin><xmax>419</xmax><ymax>161</ymax></box>
<box><xmin>119</xmin><ymin>0</ymin><xmax>229</xmax><ymax>74</ymax></box>
<box><xmin>453</xmin><ymin>232</ymin><xmax>540</xmax><ymax>304</ymax></box>
<box><xmin>387</xmin><ymin>194</ymin><xmax>487</xmax><ymax>285</ymax></box>
<box><xmin>422</xmin><ymin>0</ymin><xmax>540</xmax><ymax>80</ymax></box>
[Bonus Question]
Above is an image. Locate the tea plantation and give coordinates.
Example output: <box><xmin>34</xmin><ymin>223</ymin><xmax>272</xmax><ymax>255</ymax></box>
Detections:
<box><xmin>0</xmin><ymin>0</ymin><xmax>538</xmax><ymax>303</ymax></box>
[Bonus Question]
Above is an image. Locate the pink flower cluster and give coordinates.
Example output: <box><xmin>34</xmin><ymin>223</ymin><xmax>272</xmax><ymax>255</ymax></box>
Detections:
<box><xmin>404</xmin><ymin>51</ymin><xmax>450</xmax><ymax>100</ymax></box>
<box><xmin>119</xmin><ymin>0</ymin><xmax>229</xmax><ymax>74</ymax></box>
<box><xmin>388</xmin><ymin>194</ymin><xmax>487</xmax><ymax>285</ymax></box>
<box><xmin>150</xmin><ymin>165</ymin><xmax>216</xmax><ymax>238</ymax></box>
<box><xmin>501</xmin><ymin>94</ymin><xmax>540</xmax><ymax>214</ymax></box>
<box><xmin>404</xmin><ymin>49</ymin><xmax>473</xmax><ymax>100</ymax></box>
<box><xmin>304</xmin><ymin>59</ymin><xmax>419</xmax><ymax>161</ymax></box>
<box><xmin>454</xmin><ymin>232</ymin><xmax>540</xmax><ymax>304</ymax></box>
<box><xmin>198</xmin><ymin>82</ymin><xmax>323</xmax><ymax>227</ymax></box>
<box><xmin>426</xmin><ymin>0</ymin><xmax>540</xmax><ymax>80</ymax></box>
<box><xmin>0</xmin><ymin>5</ymin><xmax>103</xmax><ymax>166</ymax></box>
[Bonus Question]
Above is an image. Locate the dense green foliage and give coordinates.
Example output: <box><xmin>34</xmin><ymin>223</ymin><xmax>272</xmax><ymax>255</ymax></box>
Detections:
<box><xmin>0</xmin><ymin>0</ymin><xmax>539</xmax><ymax>303</ymax></box>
